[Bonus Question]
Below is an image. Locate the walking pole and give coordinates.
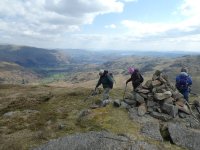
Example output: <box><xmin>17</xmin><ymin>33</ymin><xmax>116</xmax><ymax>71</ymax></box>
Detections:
<box><xmin>83</xmin><ymin>89</ymin><xmax>96</xmax><ymax>102</ymax></box>
<box><xmin>122</xmin><ymin>84</ymin><xmax>127</xmax><ymax>101</ymax></box>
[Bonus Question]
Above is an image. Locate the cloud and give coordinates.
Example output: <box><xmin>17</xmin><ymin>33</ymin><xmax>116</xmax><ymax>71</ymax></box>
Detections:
<box><xmin>104</xmin><ymin>24</ymin><xmax>117</xmax><ymax>29</ymax></box>
<box><xmin>120</xmin><ymin>0</ymin><xmax>200</xmax><ymax>50</ymax></box>
<box><xmin>0</xmin><ymin>0</ymin><xmax>200</xmax><ymax>51</ymax></box>
<box><xmin>0</xmin><ymin>0</ymin><xmax>124</xmax><ymax>42</ymax></box>
<box><xmin>122</xmin><ymin>0</ymin><xmax>138</xmax><ymax>2</ymax></box>
<box><xmin>178</xmin><ymin>0</ymin><xmax>200</xmax><ymax>17</ymax></box>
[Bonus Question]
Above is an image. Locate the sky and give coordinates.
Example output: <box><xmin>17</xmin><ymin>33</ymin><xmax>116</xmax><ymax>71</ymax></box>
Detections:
<box><xmin>0</xmin><ymin>0</ymin><xmax>200</xmax><ymax>52</ymax></box>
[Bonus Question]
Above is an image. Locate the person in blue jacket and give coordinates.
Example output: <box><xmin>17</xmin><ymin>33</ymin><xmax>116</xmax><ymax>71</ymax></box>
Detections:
<box><xmin>176</xmin><ymin>67</ymin><xmax>192</xmax><ymax>102</ymax></box>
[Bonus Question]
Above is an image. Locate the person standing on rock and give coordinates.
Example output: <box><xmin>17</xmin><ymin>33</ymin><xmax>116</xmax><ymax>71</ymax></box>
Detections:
<box><xmin>176</xmin><ymin>67</ymin><xmax>192</xmax><ymax>102</ymax></box>
<box><xmin>126</xmin><ymin>67</ymin><xmax>144</xmax><ymax>102</ymax></box>
<box><xmin>95</xmin><ymin>69</ymin><xmax>114</xmax><ymax>106</ymax></box>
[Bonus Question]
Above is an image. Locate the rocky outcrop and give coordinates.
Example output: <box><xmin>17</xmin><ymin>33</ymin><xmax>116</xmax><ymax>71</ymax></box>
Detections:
<box><xmin>168</xmin><ymin>123</ymin><xmax>200</xmax><ymax>150</ymax></box>
<box><xmin>32</xmin><ymin>131</ymin><xmax>161</xmax><ymax>150</ymax></box>
<box><xmin>123</xmin><ymin>70</ymin><xmax>193</xmax><ymax>120</ymax></box>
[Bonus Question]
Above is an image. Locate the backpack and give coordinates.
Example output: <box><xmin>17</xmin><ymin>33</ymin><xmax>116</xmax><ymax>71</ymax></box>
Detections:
<box><xmin>139</xmin><ymin>73</ymin><xmax>144</xmax><ymax>83</ymax></box>
<box><xmin>135</xmin><ymin>72</ymin><xmax>143</xmax><ymax>84</ymax></box>
<box><xmin>176</xmin><ymin>75</ymin><xmax>189</xmax><ymax>91</ymax></box>
<box><xmin>104</xmin><ymin>70</ymin><xmax>115</xmax><ymax>88</ymax></box>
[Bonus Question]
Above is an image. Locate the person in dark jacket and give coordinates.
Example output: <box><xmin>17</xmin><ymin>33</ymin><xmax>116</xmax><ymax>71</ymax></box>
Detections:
<box><xmin>176</xmin><ymin>67</ymin><xmax>192</xmax><ymax>102</ymax></box>
<box><xmin>95</xmin><ymin>69</ymin><xmax>114</xmax><ymax>106</ymax></box>
<box><xmin>126</xmin><ymin>67</ymin><xmax>144</xmax><ymax>102</ymax></box>
<box><xmin>126</xmin><ymin>67</ymin><xmax>144</xmax><ymax>90</ymax></box>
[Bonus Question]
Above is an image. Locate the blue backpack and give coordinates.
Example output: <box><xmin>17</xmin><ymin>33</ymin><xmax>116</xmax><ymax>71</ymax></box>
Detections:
<box><xmin>176</xmin><ymin>75</ymin><xmax>189</xmax><ymax>91</ymax></box>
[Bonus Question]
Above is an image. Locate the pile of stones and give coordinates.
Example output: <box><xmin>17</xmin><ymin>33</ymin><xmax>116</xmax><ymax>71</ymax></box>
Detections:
<box><xmin>115</xmin><ymin>70</ymin><xmax>192</xmax><ymax>120</ymax></box>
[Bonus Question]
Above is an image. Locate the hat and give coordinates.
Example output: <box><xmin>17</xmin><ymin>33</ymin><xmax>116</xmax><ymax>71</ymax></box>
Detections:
<box><xmin>128</xmin><ymin>67</ymin><xmax>135</xmax><ymax>74</ymax></box>
<box><xmin>99</xmin><ymin>69</ymin><xmax>104</xmax><ymax>75</ymax></box>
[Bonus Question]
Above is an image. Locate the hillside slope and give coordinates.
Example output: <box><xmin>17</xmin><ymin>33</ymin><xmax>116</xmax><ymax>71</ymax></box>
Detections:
<box><xmin>0</xmin><ymin>45</ymin><xmax>70</xmax><ymax>68</ymax></box>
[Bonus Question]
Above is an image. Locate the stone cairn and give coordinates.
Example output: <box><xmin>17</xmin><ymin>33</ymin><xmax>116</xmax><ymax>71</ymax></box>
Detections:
<box><xmin>115</xmin><ymin>70</ymin><xmax>191</xmax><ymax>121</ymax></box>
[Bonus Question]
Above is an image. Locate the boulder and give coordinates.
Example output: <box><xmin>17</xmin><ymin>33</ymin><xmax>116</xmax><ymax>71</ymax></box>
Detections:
<box><xmin>161</xmin><ymin>103</ymin><xmax>178</xmax><ymax>117</ymax></box>
<box><xmin>175</xmin><ymin>99</ymin><xmax>185</xmax><ymax>107</ymax></box>
<box><xmin>154</xmin><ymin>91</ymin><xmax>172</xmax><ymax>101</ymax></box>
<box><xmin>137</xmin><ymin>89</ymin><xmax>150</xmax><ymax>94</ymax></box>
<box><xmin>150</xmin><ymin>111</ymin><xmax>173</xmax><ymax>121</ymax></box>
<box><xmin>138</xmin><ymin>103</ymin><xmax>147</xmax><ymax>116</ymax></box>
<box><xmin>168</xmin><ymin>123</ymin><xmax>200</xmax><ymax>150</ymax></box>
<box><xmin>159</xmin><ymin>75</ymin><xmax>167</xmax><ymax>83</ymax></box>
<box><xmin>172</xmin><ymin>91</ymin><xmax>183</xmax><ymax>100</ymax></box>
<box><xmin>135</xmin><ymin>93</ymin><xmax>145</xmax><ymax>104</ymax></box>
<box><xmin>179</xmin><ymin>112</ymin><xmax>186</xmax><ymax>118</ymax></box>
<box><xmin>121</xmin><ymin>101</ymin><xmax>131</xmax><ymax>109</ymax></box>
<box><xmin>164</xmin><ymin>97</ymin><xmax>174</xmax><ymax>104</ymax></box>
<box><xmin>152</xmin><ymin>84</ymin><xmax>166</xmax><ymax>92</ymax></box>
<box><xmin>139</xmin><ymin>93</ymin><xmax>148</xmax><ymax>99</ymax></box>
<box><xmin>152</xmin><ymin>70</ymin><xmax>161</xmax><ymax>80</ymax></box>
<box><xmin>143</xmin><ymin>80</ymin><xmax>152</xmax><ymax>89</ymax></box>
<box><xmin>124</xmin><ymin>99</ymin><xmax>137</xmax><ymax>106</ymax></box>
<box><xmin>146</xmin><ymin>100</ymin><xmax>156</xmax><ymax>107</ymax></box>
<box><xmin>113</xmin><ymin>99</ymin><xmax>121</xmax><ymax>107</ymax></box>
<box><xmin>152</xmin><ymin>80</ymin><xmax>162</xmax><ymax>87</ymax></box>
<box><xmin>176</xmin><ymin>104</ymin><xmax>190</xmax><ymax>114</ymax></box>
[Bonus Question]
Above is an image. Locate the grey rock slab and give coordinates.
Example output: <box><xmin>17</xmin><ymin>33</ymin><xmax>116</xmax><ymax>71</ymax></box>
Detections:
<box><xmin>129</xmin><ymin>141</ymin><xmax>161</xmax><ymax>150</ymax></box>
<box><xmin>32</xmin><ymin>131</ymin><xmax>131</xmax><ymax>150</ymax></box>
<box><xmin>168</xmin><ymin>123</ymin><xmax>200</xmax><ymax>150</ymax></box>
<box><xmin>33</xmin><ymin>131</ymin><xmax>162</xmax><ymax>150</ymax></box>
<box><xmin>129</xmin><ymin>107</ymin><xmax>157</xmax><ymax>124</ymax></box>
<box><xmin>140</xmin><ymin>121</ymin><xmax>163</xmax><ymax>141</ymax></box>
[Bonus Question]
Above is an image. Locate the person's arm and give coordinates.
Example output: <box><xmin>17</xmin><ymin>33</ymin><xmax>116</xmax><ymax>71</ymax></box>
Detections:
<box><xmin>95</xmin><ymin>78</ymin><xmax>101</xmax><ymax>90</ymax></box>
<box><xmin>188</xmin><ymin>76</ymin><xmax>192</xmax><ymax>86</ymax></box>
<box><xmin>126</xmin><ymin>77</ymin><xmax>132</xmax><ymax>85</ymax></box>
<box><xmin>175</xmin><ymin>75</ymin><xmax>180</xmax><ymax>88</ymax></box>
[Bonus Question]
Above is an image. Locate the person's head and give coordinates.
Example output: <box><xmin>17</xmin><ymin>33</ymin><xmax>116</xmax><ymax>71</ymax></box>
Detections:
<box><xmin>99</xmin><ymin>69</ymin><xmax>104</xmax><ymax>76</ymax></box>
<box><xmin>181</xmin><ymin>67</ymin><xmax>187</xmax><ymax>73</ymax></box>
<box><xmin>128</xmin><ymin>67</ymin><xmax>135</xmax><ymax>74</ymax></box>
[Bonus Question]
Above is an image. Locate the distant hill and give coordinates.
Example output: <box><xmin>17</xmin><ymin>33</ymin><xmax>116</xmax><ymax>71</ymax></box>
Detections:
<box><xmin>0</xmin><ymin>45</ymin><xmax>71</xmax><ymax>83</ymax></box>
<box><xmin>0</xmin><ymin>44</ymin><xmax>199</xmax><ymax>91</ymax></box>
<box><xmin>0</xmin><ymin>45</ymin><xmax>70</xmax><ymax>68</ymax></box>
